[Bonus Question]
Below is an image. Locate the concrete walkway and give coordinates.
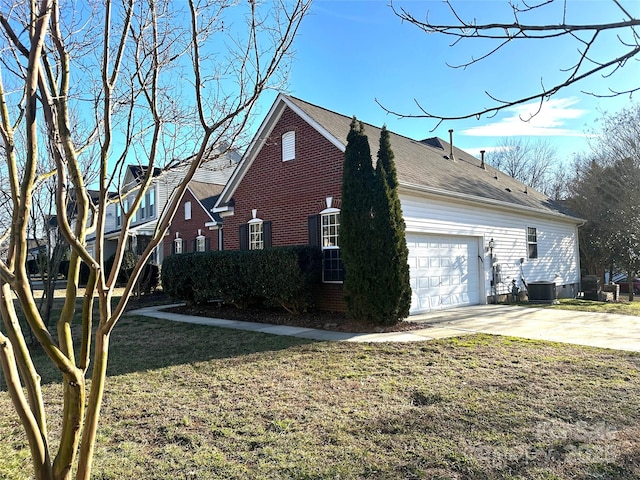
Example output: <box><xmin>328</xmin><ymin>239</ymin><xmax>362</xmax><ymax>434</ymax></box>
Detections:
<box><xmin>128</xmin><ymin>304</ymin><xmax>640</xmax><ymax>352</ymax></box>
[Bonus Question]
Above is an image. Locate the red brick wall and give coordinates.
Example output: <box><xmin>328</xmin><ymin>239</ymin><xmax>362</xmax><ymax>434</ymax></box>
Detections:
<box><xmin>165</xmin><ymin>189</ymin><xmax>219</xmax><ymax>258</ymax></box>
<box><xmin>223</xmin><ymin>106</ymin><xmax>346</xmax><ymax>312</ymax></box>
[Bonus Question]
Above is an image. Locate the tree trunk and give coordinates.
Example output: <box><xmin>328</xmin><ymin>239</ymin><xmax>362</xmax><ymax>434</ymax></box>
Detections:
<box><xmin>75</xmin><ymin>328</ymin><xmax>110</xmax><ymax>480</ymax></box>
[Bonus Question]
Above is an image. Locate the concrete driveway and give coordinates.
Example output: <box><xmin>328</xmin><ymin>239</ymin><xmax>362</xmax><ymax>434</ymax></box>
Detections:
<box><xmin>406</xmin><ymin>304</ymin><xmax>640</xmax><ymax>352</ymax></box>
<box><xmin>132</xmin><ymin>303</ymin><xmax>640</xmax><ymax>351</ymax></box>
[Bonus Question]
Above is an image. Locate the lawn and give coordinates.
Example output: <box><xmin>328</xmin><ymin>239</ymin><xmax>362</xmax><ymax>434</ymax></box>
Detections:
<box><xmin>543</xmin><ymin>298</ymin><xmax>640</xmax><ymax>316</ymax></box>
<box><xmin>1</xmin><ymin>313</ymin><xmax>639</xmax><ymax>479</ymax></box>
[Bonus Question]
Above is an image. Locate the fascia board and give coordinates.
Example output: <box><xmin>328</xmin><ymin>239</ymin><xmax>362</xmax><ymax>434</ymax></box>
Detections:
<box><xmin>399</xmin><ymin>182</ymin><xmax>586</xmax><ymax>225</ymax></box>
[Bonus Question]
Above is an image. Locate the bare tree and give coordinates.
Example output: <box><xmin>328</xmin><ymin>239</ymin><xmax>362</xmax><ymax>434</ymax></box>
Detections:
<box><xmin>566</xmin><ymin>104</ymin><xmax>640</xmax><ymax>299</ymax></box>
<box><xmin>0</xmin><ymin>1</ymin><xmax>310</xmax><ymax>479</ymax></box>
<box><xmin>381</xmin><ymin>0</ymin><xmax>639</xmax><ymax>126</ymax></box>
<box><xmin>485</xmin><ymin>137</ymin><xmax>558</xmax><ymax>194</ymax></box>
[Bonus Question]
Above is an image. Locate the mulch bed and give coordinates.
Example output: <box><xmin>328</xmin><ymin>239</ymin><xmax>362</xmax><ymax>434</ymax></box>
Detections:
<box><xmin>164</xmin><ymin>301</ymin><xmax>426</xmax><ymax>334</ymax></box>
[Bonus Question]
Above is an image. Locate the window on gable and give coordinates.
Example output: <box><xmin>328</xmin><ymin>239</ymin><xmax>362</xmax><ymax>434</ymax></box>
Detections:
<box><xmin>282</xmin><ymin>131</ymin><xmax>295</xmax><ymax>162</ymax></box>
<box><xmin>527</xmin><ymin>227</ymin><xmax>538</xmax><ymax>259</ymax></box>
<box><xmin>185</xmin><ymin>201</ymin><xmax>192</xmax><ymax>220</ymax></box>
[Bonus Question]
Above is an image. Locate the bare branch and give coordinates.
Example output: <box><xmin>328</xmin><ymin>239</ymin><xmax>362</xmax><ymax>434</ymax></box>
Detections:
<box><xmin>386</xmin><ymin>0</ymin><xmax>640</xmax><ymax>122</ymax></box>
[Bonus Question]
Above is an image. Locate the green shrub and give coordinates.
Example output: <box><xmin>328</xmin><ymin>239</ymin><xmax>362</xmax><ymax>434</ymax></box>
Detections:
<box><xmin>162</xmin><ymin>246</ymin><xmax>322</xmax><ymax>314</ymax></box>
<box><xmin>104</xmin><ymin>250</ymin><xmax>138</xmax><ymax>285</ymax></box>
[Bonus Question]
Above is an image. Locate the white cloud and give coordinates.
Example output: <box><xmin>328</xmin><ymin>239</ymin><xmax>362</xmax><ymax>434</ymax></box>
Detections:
<box><xmin>461</xmin><ymin>98</ymin><xmax>588</xmax><ymax>137</ymax></box>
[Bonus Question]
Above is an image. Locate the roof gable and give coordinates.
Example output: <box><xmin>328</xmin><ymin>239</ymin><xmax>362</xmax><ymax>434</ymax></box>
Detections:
<box><xmin>186</xmin><ymin>181</ymin><xmax>225</xmax><ymax>223</ymax></box>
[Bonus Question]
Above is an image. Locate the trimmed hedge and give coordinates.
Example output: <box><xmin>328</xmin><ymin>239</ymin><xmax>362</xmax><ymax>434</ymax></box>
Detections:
<box><xmin>162</xmin><ymin>246</ymin><xmax>322</xmax><ymax>315</ymax></box>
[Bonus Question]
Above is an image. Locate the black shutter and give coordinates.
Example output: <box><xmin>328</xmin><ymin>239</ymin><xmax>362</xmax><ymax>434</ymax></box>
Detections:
<box><xmin>263</xmin><ymin>221</ymin><xmax>272</xmax><ymax>248</ymax></box>
<box><xmin>205</xmin><ymin>237</ymin><xmax>211</xmax><ymax>251</ymax></box>
<box><xmin>308</xmin><ymin>215</ymin><xmax>320</xmax><ymax>246</ymax></box>
<box><xmin>171</xmin><ymin>240</ymin><xmax>175</xmax><ymax>254</ymax></box>
<box><xmin>190</xmin><ymin>239</ymin><xmax>196</xmax><ymax>253</ymax></box>
<box><xmin>239</xmin><ymin>224</ymin><xmax>248</xmax><ymax>250</ymax></box>
<box><xmin>181</xmin><ymin>239</ymin><xmax>186</xmax><ymax>253</ymax></box>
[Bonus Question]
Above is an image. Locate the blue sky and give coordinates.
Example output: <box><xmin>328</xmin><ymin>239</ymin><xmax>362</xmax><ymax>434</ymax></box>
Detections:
<box><xmin>257</xmin><ymin>0</ymin><xmax>640</xmax><ymax>164</ymax></box>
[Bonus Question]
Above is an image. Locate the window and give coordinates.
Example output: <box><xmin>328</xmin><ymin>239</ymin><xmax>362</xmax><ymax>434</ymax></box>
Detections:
<box><xmin>240</xmin><ymin>217</ymin><xmax>271</xmax><ymax>250</ymax></box>
<box><xmin>321</xmin><ymin>212</ymin><xmax>340</xmax><ymax>247</ymax></box>
<box><xmin>321</xmin><ymin>211</ymin><xmax>344</xmax><ymax>282</ymax></box>
<box><xmin>527</xmin><ymin>227</ymin><xmax>538</xmax><ymax>259</ymax></box>
<box><xmin>196</xmin><ymin>229</ymin><xmax>206</xmax><ymax>252</ymax></box>
<box><xmin>131</xmin><ymin>199</ymin><xmax>136</xmax><ymax>223</ymax></box>
<box><xmin>147</xmin><ymin>188</ymin><xmax>155</xmax><ymax>218</ymax></box>
<box><xmin>185</xmin><ymin>201</ymin><xmax>192</xmax><ymax>220</ymax></box>
<box><xmin>174</xmin><ymin>237</ymin><xmax>183</xmax><ymax>254</ymax></box>
<box><xmin>115</xmin><ymin>203</ymin><xmax>122</xmax><ymax>227</ymax></box>
<box><xmin>282</xmin><ymin>131</ymin><xmax>295</xmax><ymax>162</ymax></box>
<box><xmin>249</xmin><ymin>221</ymin><xmax>263</xmax><ymax>250</ymax></box>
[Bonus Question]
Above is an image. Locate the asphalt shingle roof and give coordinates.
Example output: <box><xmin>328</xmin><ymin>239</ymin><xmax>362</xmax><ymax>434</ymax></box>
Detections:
<box><xmin>188</xmin><ymin>181</ymin><xmax>225</xmax><ymax>223</ymax></box>
<box><xmin>285</xmin><ymin>95</ymin><xmax>577</xmax><ymax>219</ymax></box>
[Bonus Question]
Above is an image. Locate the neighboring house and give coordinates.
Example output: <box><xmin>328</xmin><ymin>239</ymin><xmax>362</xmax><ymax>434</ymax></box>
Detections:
<box><xmin>213</xmin><ymin>94</ymin><xmax>583</xmax><ymax>314</ymax></box>
<box><xmin>164</xmin><ymin>181</ymin><xmax>225</xmax><ymax>257</ymax></box>
<box><xmin>87</xmin><ymin>147</ymin><xmax>240</xmax><ymax>265</ymax></box>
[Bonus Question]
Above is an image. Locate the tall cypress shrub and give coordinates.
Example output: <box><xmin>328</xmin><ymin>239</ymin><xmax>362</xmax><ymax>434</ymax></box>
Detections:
<box><xmin>340</xmin><ymin>118</ymin><xmax>377</xmax><ymax>320</ymax></box>
<box><xmin>372</xmin><ymin>126</ymin><xmax>411</xmax><ymax>324</ymax></box>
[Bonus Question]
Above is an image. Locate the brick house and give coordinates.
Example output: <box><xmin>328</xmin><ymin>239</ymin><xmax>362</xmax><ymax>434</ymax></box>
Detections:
<box><xmin>213</xmin><ymin>94</ymin><xmax>583</xmax><ymax>314</ymax></box>
<box><xmin>164</xmin><ymin>181</ymin><xmax>225</xmax><ymax>257</ymax></box>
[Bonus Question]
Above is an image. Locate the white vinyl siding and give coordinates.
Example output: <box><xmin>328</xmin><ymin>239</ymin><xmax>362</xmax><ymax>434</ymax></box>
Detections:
<box><xmin>282</xmin><ymin>131</ymin><xmax>295</xmax><ymax>161</ymax></box>
<box><xmin>400</xmin><ymin>191</ymin><xmax>580</xmax><ymax>306</ymax></box>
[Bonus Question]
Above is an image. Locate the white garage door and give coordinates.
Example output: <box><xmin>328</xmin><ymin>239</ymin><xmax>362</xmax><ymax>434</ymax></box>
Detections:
<box><xmin>407</xmin><ymin>234</ymin><xmax>481</xmax><ymax>314</ymax></box>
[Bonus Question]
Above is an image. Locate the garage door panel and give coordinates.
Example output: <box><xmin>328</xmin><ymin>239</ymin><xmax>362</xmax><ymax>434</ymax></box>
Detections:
<box><xmin>408</xmin><ymin>234</ymin><xmax>480</xmax><ymax>314</ymax></box>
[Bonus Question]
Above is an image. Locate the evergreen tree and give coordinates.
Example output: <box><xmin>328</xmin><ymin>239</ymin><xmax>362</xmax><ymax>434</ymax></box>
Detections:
<box><xmin>340</xmin><ymin>118</ymin><xmax>377</xmax><ymax>320</ymax></box>
<box><xmin>372</xmin><ymin>126</ymin><xmax>412</xmax><ymax>323</ymax></box>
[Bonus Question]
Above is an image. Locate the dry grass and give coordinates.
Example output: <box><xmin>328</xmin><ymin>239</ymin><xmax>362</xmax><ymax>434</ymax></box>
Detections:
<box><xmin>1</xmin><ymin>313</ymin><xmax>639</xmax><ymax>480</ymax></box>
<box><xmin>522</xmin><ymin>298</ymin><xmax>640</xmax><ymax>316</ymax></box>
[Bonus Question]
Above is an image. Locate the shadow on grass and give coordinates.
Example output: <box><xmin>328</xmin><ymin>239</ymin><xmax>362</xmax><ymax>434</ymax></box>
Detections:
<box><xmin>1</xmin><ymin>309</ymin><xmax>315</xmax><ymax>391</ymax></box>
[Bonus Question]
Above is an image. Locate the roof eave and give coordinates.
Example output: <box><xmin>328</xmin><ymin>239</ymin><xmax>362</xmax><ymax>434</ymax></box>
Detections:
<box><xmin>399</xmin><ymin>182</ymin><xmax>585</xmax><ymax>225</ymax></box>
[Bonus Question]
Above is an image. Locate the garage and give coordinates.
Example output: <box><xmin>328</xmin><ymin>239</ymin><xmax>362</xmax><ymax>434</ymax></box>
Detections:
<box><xmin>407</xmin><ymin>234</ymin><xmax>481</xmax><ymax>314</ymax></box>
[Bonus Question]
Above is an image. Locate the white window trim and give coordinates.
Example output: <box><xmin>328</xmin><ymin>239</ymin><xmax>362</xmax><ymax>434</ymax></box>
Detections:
<box><xmin>196</xmin><ymin>229</ymin><xmax>206</xmax><ymax>252</ymax></box>
<box><xmin>320</xmin><ymin>208</ymin><xmax>342</xmax><ymax>283</ymax></box>
<box><xmin>527</xmin><ymin>226</ymin><xmax>538</xmax><ymax>259</ymax></box>
<box><xmin>248</xmin><ymin>218</ymin><xmax>264</xmax><ymax>250</ymax></box>
<box><xmin>174</xmin><ymin>237</ymin><xmax>183</xmax><ymax>254</ymax></box>
<box><xmin>282</xmin><ymin>131</ymin><xmax>295</xmax><ymax>162</ymax></box>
